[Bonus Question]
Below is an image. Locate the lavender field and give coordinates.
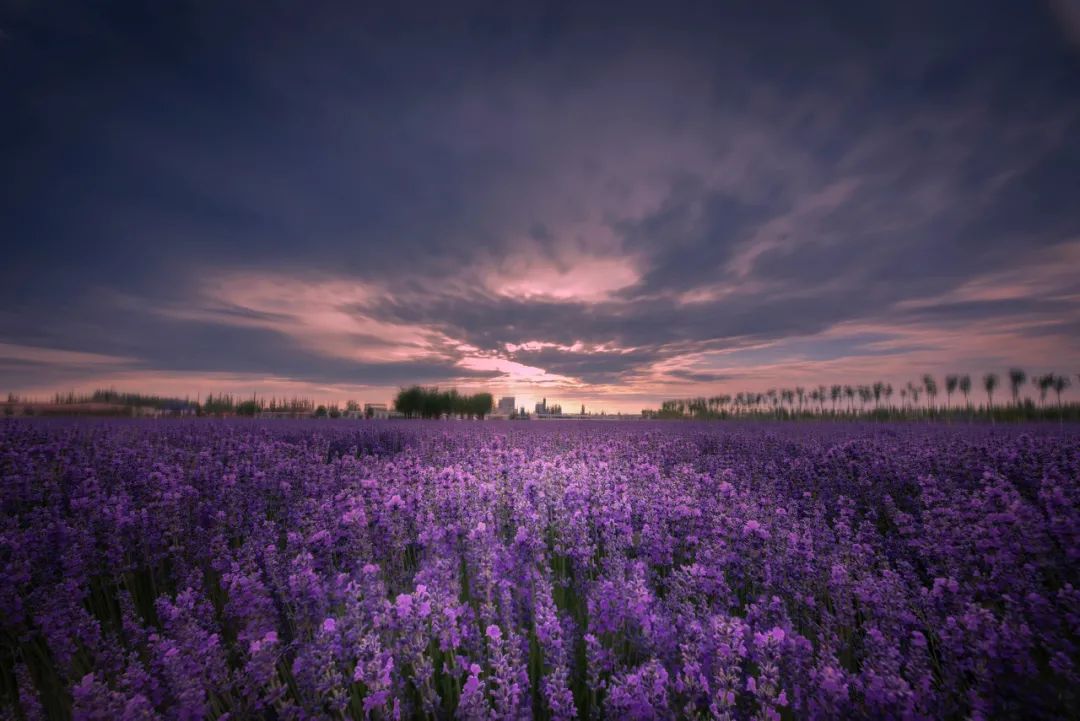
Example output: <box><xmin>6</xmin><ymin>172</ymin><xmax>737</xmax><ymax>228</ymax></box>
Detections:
<box><xmin>1</xmin><ymin>420</ymin><xmax>1078</xmax><ymax>720</ymax></box>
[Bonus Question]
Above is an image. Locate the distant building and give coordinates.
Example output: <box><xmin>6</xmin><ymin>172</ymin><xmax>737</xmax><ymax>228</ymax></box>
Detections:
<box><xmin>534</xmin><ymin>398</ymin><xmax>566</xmax><ymax>417</ymax></box>
<box><xmin>259</xmin><ymin>410</ymin><xmax>305</xmax><ymax>419</ymax></box>
<box><xmin>364</xmin><ymin>403</ymin><xmax>390</xmax><ymax>419</ymax></box>
<box><xmin>497</xmin><ymin>396</ymin><xmax>516</xmax><ymax>414</ymax></box>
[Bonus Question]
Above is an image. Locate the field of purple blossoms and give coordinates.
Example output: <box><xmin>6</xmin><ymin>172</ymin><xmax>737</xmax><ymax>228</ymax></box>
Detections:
<box><xmin>1</xmin><ymin>420</ymin><xmax>1078</xmax><ymax>721</ymax></box>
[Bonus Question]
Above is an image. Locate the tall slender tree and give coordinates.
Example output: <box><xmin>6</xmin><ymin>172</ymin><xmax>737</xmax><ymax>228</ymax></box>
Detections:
<box><xmin>1035</xmin><ymin>374</ymin><xmax>1054</xmax><ymax>407</ymax></box>
<box><xmin>959</xmin><ymin>375</ymin><xmax>972</xmax><ymax>410</ymax></box>
<box><xmin>945</xmin><ymin>375</ymin><xmax>959</xmax><ymax>410</ymax></box>
<box><xmin>905</xmin><ymin>382</ymin><xmax>918</xmax><ymax>411</ymax></box>
<box><xmin>922</xmin><ymin>374</ymin><xmax>938</xmax><ymax>413</ymax></box>
<box><xmin>858</xmin><ymin>386</ymin><xmax>872</xmax><ymax>414</ymax></box>
<box><xmin>781</xmin><ymin>388</ymin><xmax>795</xmax><ymax>416</ymax></box>
<box><xmin>1052</xmin><ymin>375</ymin><xmax>1070</xmax><ymax>409</ymax></box>
<box><xmin>984</xmin><ymin>373</ymin><xmax>999</xmax><ymax>413</ymax></box>
<box><xmin>1008</xmin><ymin>368</ymin><xmax>1027</xmax><ymax>406</ymax></box>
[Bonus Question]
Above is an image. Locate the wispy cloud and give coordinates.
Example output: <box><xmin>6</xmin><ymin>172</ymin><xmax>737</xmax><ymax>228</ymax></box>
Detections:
<box><xmin>0</xmin><ymin>343</ymin><xmax>136</xmax><ymax>368</ymax></box>
<box><xmin>157</xmin><ymin>273</ymin><xmax>453</xmax><ymax>364</ymax></box>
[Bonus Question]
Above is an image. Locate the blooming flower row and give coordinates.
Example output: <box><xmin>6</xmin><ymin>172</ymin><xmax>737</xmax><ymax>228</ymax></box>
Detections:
<box><xmin>0</xmin><ymin>419</ymin><xmax>1077</xmax><ymax>719</ymax></box>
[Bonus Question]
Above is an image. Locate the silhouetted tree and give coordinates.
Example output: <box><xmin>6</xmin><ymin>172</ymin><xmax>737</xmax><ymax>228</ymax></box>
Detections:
<box><xmin>236</xmin><ymin>400</ymin><xmax>261</xmax><ymax>417</ymax></box>
<box><xmin>394</xmin><ymin>386</ymin><xmax>422</xmax><ymax>418</ymax></box>
<box><xmin>652</xmin><ymin>366</ymin><xmax>1079</xmax><ymax>423</ymax></box>
<box><xmin>984</xmin><ymin>373</ymin><xmax>999</xmax><ymax>411</ymax></box>
<box><xmin>858</xmin><ymin>386</ymin><xmax>872</xmax><ymax>413</ymax></box>
<box><xmin>1035</xmin><ymin>374</ymin><xmax>1054</xmax><ymax>407</ymax></box>
<box><xmin>945</xmin><ymin>375</ymin><xmax>958</xmax><ymax>410</ymax></box>
<box><xmin>470</xmin><ymin>393</ymin><xmax>494</xmax><ymax>419</ymax></box>
<box><xmin>781</xmin><ymin>388</ymin><xmax>795</xmax><ymax>415</ymax></box>
<box><xmin>394</xmin><ymin>386</ymin><xmax>493</xmax><ymax>419</ymax></box>
<box><xmin>1008</xmin><ymin>368</ymin><xmax>1027</xmax><ymax>406</ymax></box>
<box><xmin>922</xmin><ymin>375</ymin><xmax>938</xmax><ymax>412</ymax></box>
<box><xmin>1052</xmin><ymin>375</ymin><xmax>1070</xmax><ymax>410</ymax></box>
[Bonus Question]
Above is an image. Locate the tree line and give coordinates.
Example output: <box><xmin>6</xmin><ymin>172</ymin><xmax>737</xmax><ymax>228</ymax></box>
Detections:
<box><xmin>393</xmin><ymin>386</ymin><xmax>494</xmax><ymax>419</ymax></box>
<box><xmin>6</xmin><ymin>389</ymin><xmax>330</xmax><ymax>418</ymax></box>
<box><xmin>652</xmin><ymin>369</ymin><xmax>1078</xmax><ymax>422</ymax></box>
<box><xmin>5</xmin><ymin>386</ymin><xmax>502</xmax><ymax>420</ymax></box>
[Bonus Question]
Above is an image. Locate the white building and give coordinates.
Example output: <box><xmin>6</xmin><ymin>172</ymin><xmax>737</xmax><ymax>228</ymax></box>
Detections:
<box><xmin>364</xmin><ymin>403</ymin><xmax>390</xmax><ymax>419</ymax></box>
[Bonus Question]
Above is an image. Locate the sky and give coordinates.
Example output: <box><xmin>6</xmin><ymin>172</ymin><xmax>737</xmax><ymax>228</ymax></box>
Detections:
<box><xmin>2</xmin><ymin>0</ymin><xmax>1080</xmax><ymax>412</ymax></box>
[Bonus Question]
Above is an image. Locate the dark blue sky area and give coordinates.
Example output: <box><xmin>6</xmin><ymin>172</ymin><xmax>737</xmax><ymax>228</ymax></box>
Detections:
<box><xmin>2</xmin><ymin>1</ymin><xmax>1079</xmax><ymax>408</ymax></box>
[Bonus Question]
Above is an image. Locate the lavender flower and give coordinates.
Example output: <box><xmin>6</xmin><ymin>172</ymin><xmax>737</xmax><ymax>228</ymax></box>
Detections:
<box><xmin>0</xmin><ymin>419</ymin><xmax>1076</xmax><ymax>719</ymax></box>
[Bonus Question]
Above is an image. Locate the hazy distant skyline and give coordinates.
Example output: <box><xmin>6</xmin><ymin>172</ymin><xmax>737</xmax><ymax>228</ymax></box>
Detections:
<box><xmin>3</xmin><ymin>1</ymin><xmax>1080</xmax><ymax>411</ymax></box>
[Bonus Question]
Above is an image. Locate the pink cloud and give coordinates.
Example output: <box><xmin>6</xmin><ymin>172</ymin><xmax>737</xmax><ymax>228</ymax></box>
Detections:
<box><xmin>456</xmin><ymin>355</ymin><xmax>577</xmax><ymax>386</ymax></box>
<box><xmin>0</xmin><ymin>343</ymin><xmax>136</xmax><ymax>367</ymax></box>
<box><xmin>158</xmin><ymin>272</ymin><xmax>456</xmax><ymax>364</ymax></box>
<box><xmin>487</xmin><ymin>255</ymin><xmax>640</xmax><ymax>302</ymax></box>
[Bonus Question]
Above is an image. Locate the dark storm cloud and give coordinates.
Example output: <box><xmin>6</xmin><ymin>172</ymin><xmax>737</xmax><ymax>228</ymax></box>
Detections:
<box><xmin>1</xmin><ymin>0</ymin><xmax>1079</xmax><ymax>399</ymax></box>
<box><xmin>615</xmin><ymin>185</ymin><xmax>773</xmax><ymax>297</ymax></box>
